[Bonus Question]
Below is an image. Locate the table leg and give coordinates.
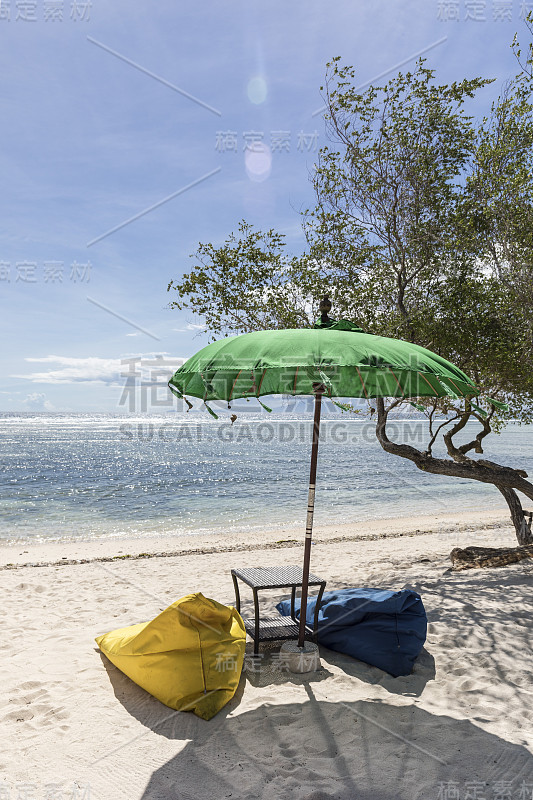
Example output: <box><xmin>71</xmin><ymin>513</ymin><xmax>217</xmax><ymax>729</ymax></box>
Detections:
<box><xmin>290</xmin><ymin>586</ymin><xmax>297</xmax><ymax>622</ymax></box>
<box><xmin>231</xmin><ymin>572</ymin><xmax>241</xmax><ymax>613</ymax></box>
<box><xmin>253</xmin><ymin>588</ymin><xmax>260</xmax><ymax>656</ymax></box>
<box><xmin>312</xmin><ymin>581</ymin><xmax>326</xmax><ymax>642</ymax></box>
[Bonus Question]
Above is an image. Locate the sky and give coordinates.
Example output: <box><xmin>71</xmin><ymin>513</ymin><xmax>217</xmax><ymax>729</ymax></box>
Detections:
<box><xmin>0</xmin><ymin>0</ymin><xmax>530</xmax><ymax>412</ymax></box>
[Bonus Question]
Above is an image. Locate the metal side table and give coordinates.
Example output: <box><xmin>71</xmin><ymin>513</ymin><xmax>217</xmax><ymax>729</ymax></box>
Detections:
<box><xmin>231</xmin><ymin>565</ymin><xmax>326</xmax><ymax>656</ymax></box>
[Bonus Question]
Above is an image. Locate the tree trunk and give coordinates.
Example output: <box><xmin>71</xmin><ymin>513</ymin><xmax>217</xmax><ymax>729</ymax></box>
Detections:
<box><xmin>497</xmin><ymin>486</ymin><xmax>533</xmax><ymax>545</ymax></box>
<box><xmin>375</xmin><ymin>398</ymin><xmax>533</xmax><ymax>546</ymax></box>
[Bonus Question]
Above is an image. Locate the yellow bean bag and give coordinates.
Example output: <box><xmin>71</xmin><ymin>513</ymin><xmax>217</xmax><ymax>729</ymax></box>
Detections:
<box><xmin>95</xmin><ymin>593</ymin><xmax>246</xmax><ymax>720</ymax></box>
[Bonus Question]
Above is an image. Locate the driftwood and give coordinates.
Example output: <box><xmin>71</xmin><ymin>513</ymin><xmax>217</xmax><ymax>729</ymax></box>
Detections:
<box><xmin>450</xmin><ymin>545</ymin><xmax>533</xmax><ymax>571</ymax></box>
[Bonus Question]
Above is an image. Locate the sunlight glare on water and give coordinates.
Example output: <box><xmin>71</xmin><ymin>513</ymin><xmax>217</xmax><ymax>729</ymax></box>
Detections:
<box><xmin>0</xmin><ymin>413</ymin><xmax>529</xmax><ymax>545</ymax></box>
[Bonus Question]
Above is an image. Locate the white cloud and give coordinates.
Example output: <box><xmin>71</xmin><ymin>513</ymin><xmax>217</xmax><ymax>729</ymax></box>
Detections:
<box><xmin>13</xmin><ymin>355</ymin><xmax>186</xmax><ymax>385</ymax></box>
<box><xmin>23</xmin><ymin>392</ymin><xmax>55</xmax><ymax>410</ymax></box>
<box><xmin>172</xmin><ymin>323</ymin><xmax>206</xmax><ymax>332</ymax></box>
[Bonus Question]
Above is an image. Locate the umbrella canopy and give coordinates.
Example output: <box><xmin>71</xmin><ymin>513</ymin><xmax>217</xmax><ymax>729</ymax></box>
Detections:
<box><xmin>169</xmin><ymin>319</ymin><xmax>477</xmax><ymax>408</ymax></box>
<box><xmin>169</xmin><ymin>305</ymin><xmax>478</xmax><ymax>658</ymax></box>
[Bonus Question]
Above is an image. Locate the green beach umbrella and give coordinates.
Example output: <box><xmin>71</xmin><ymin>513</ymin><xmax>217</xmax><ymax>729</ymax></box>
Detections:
<box><xmin>169</xmin><ymin>297</ymin><xmax>478</xmax><ymax>650</ymax></box>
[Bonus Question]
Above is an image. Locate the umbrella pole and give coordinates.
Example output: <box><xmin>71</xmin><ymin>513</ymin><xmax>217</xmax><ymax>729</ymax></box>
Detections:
<box><xmin>297</xmin><ymin>385</ymin><xmax>324</xmax><ymax>649</ymax></box>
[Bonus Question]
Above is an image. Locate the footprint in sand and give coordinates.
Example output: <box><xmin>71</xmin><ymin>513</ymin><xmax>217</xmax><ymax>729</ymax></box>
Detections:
<box><xmin>10</xmin><ymin>688</ymin><xmax>48</xmax><ymax>704</ymax></box>
<box><xmin>511</xmin><ymin>670</ymin><xmax>533</xmax><ymax>688</ymax></box>
<box><xmin>4</xmin><ymin>682</ymin><xmax>70</xmax><ymax>730</ymax></box>
<box><xmin>450</xmin><ymin>665</ymin><xmax>468</xmax><ymax>676</ymax></box>
<box><xmin>458</xmin><ymin>679</ymin><xmax>479</xmax><ymax>692</ymax></box>
<box><xmin>4</xmin><ymin>708</ymin><xmax>35</xmax><ymax>722</ymax></box>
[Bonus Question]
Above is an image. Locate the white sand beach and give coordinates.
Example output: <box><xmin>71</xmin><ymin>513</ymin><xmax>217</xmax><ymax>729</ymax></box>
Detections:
<box><xmin>2</xmin><ymin>508</ymin><xmax>532</xmax><ymax>800</ymax></box>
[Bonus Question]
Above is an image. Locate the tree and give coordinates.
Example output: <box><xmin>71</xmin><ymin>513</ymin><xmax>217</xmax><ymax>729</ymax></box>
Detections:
<box><xmin>168</xmin><ymin>50</ymin><xmax>533</xmax><ymax>545</ymax></box>
<box><xmin>168</xmin><ymin>223</ymin><xmax>311</xmax><ymax>336</ymax></box>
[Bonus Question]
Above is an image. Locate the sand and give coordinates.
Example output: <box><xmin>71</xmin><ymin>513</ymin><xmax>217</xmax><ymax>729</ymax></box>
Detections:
<box><xmin>1</xmin><ymin>508</ymin><xmax>532</xmax><ymax>799</ymax></box>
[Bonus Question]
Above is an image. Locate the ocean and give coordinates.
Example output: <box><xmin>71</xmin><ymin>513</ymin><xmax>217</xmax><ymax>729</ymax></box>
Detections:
<box><xmin>0</xmin><ymin>412</ymin><xmax>530</xmax><ymax>545</ymax></box>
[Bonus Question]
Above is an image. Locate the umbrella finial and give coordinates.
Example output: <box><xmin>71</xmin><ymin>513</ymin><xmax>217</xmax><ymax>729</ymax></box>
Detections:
<box><xmin>319</xmin><ymin>295</ymin><xmax>332</xmax><ymax>324</ymax></box>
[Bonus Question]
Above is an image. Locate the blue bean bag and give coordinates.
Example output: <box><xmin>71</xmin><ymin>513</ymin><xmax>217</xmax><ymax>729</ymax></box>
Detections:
<box><xmin>276</xmin><ymin>587</ymin><xmax>427</xmax><ymax>677</ymax></box>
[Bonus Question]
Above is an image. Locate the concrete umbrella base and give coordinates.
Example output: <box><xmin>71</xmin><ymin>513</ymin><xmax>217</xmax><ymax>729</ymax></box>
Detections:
<box><xmin>280</xmin><ymin>640</ymin><xmax>321</xmax><ymax>674</ymax></box>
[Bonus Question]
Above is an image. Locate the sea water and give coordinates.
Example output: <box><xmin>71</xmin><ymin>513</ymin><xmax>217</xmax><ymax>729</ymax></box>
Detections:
<box><xmin>0</xmin><ymin>412</ymin><xmax>530</xmax><ymax>545</ymax></box>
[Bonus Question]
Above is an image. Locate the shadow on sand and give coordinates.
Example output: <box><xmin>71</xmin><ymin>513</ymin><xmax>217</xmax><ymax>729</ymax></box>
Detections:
<box><xmin>98</xmin><ymin>651</ymin><xmax>532</xmax><ymax>800</ymax></box>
